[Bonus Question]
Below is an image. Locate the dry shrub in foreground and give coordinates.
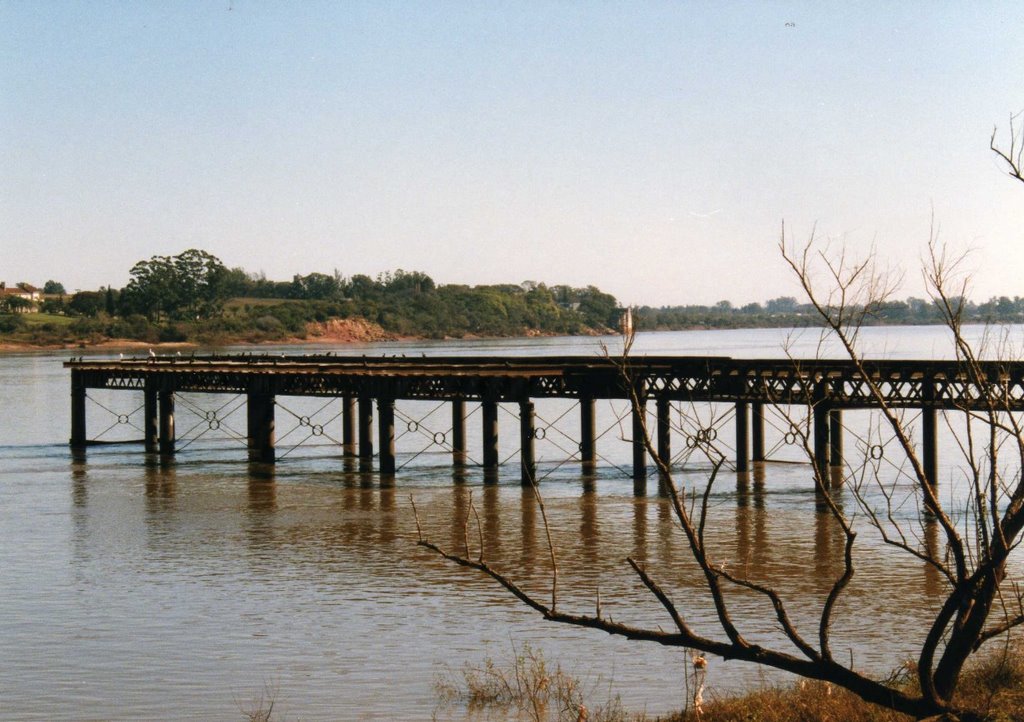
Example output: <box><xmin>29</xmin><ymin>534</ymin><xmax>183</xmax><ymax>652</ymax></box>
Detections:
<box><xmin>433</xmin><ymin>641</ymin><xmax>631</xmax><ymax>722</ymax></box>
<box><xmin>239</xmin><ymin>681</ymin><xmax>279</xmax><ymax>722</ymax></box>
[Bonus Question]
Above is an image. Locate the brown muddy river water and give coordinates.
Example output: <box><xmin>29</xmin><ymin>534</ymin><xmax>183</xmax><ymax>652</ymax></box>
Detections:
<box><xmin>1</xmin><ymin>327</ymin><xmax>1016</xmax><ymax>719</ymax></box>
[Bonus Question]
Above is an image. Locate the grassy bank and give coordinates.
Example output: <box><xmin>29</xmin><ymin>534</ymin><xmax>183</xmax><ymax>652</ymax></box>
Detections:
<box><xmin>667</xmin><ymin>649</ymin><xmax>1024</xmax><ymax>721</ymax></box>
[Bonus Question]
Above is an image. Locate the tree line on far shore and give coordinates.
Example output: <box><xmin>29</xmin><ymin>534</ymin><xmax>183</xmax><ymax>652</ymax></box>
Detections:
<box><xmin>0</xmin><ymin>249</ymin><xmax>620</xmax><ymax>343</ymax></box>
<box><xmin>3</xmin><ymin>247</ymin><xmax>1024</xmax><ymax>344</ymax></box>
<box><xmin>633</xmin><ymin>293</ymin><xmax>1024</xmax><ymax>330</ymax></box>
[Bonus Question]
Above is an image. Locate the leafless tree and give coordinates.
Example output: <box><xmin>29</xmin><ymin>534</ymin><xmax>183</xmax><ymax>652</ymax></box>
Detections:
<box><xmin>414</xmin><ymin>120</ymin><xmax>1024</xmax><ymax>721</ymax></box>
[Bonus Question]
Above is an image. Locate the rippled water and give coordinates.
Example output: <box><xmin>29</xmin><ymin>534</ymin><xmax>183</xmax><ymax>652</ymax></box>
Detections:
<box><xmin>1</xmin><ymin>326</ymin><xmax>1019</xmax><ymax>720</ymax></box>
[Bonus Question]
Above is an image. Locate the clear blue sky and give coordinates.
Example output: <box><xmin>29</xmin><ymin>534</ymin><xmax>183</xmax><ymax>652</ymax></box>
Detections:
<box><xmin>2</xmin><ymin>1</ymin><xmax>1022</xmax><ymax>305</ymax></box>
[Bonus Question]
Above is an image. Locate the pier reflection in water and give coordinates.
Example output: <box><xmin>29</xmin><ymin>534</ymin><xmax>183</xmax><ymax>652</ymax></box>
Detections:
<box><xmin>16</xmin><ymin>447</ymin><xmax>953</xmax><ymax>719</ymax></box>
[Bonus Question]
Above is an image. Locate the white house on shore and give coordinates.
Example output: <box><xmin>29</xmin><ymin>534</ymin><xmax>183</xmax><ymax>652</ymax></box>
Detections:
<box><xmin>0</xmin><ymin>282</ymin><xmax>41</xmax><ymax>312</ymax></box>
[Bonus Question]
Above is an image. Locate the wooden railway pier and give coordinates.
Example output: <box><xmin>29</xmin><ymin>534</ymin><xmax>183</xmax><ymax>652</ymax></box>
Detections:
<box><xmin>65</xmin><ymin>354</ymin><xmax>1024</xmax><ymax>492</ymax></box>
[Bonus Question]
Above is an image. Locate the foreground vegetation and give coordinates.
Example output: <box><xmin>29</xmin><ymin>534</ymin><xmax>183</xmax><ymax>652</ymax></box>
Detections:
<box><xmin>427</xmin><ymin>641</ymin><xmax>1024</xmax><ymax>722</ymax></box>
<box><xmin>237</xmin><ymin>639</ymin><xmax>1024</xmax><ymax>720</ymax></box>
<box><xmin>670</xmin><ymin>644</ymin><xmax>1024</xmax><ymax>722</ymax></box>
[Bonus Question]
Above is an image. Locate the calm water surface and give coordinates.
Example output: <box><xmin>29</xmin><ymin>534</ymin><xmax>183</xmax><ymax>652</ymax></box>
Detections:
<box><xmin>1</xmin><ymin>326</ymin><xmax>1018</xmax><ymax>720</ymax></box>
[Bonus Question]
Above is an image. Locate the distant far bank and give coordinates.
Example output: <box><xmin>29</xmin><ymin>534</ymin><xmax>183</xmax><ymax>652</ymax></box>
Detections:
<box><xmin>0</xmin><ymin>313</ymin><xmax>1000</xmax><ymax>356</ymax></box>
<box><xmin>0</xmin><ymin>317</ymin><xmax>384</xmax><ymax>353</ymax></box>
<box><xmin>6</xmin><ymin>248</ymin><xmax>1023</xmax><ymax>355</ymax></box>
<box><xmin>0</xmin><ymin>314</ymin><xmax>617</xmax><ymax>354</ymax></box>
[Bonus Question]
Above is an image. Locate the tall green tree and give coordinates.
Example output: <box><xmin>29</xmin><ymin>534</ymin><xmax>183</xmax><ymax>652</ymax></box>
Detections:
<box><xmin>172</xmin><ymin>248</ymin><xmax>228</xmax><ymax>318</ymax></box>
<box><xmin>290</xmin><ymin>272</ymin><xmax>342</xmax><ymax>300</ymax></box>
<box><xmin>121</xmin><ymin>249</ymin><xmax>228</xmax><ymax>320</ymax></box>
<box><xmin>68</xmin><ymin>291</ymin><xmax>104</xmax><ymax>317</ymax></box>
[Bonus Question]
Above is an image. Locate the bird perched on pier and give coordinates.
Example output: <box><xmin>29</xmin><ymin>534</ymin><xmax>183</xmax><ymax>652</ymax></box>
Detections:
<box><xmin>149</xmin><ymin>349</ymin><xmax>156</xmax><ymax>358</ymax></box>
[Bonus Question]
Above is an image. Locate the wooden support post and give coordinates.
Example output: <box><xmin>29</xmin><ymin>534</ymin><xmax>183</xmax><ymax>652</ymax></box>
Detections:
<box><xmin>752</xmin><ymin>401</ymin><xmax>765</xmax><ymax>462</ymax></box>
<box><xmin>451</xmin><ymin>399</ymin><xmax>466</xmax><ymax>467</ymax></box>
<box><xmin>158</xmin><ymin>390</ymin><xmax>176</xmax><ymax>456</ymax></box>
<box><xmin>358</xmin><ymin>397</ymin><xmax>373</xmax><ymax>470</ymax></box>
<box><xmin>377</xmin><ymin>398</ymin><xmax>395</xmax><ymax>476</ymax></box>
<box><xmin>70</xmin><ymin>370</ymin><xmax>87</xmax><ymax>448</ymax></box>
<box><xmin>246</xmin><ymin>392</ymin><xmax>275</xmax><ymax>463</ymax></box>
<box><xmin>632</xmin><ymin>395</ymin><xmax>648</xmax><ymax>494</ymax></box>
<box><xmin>735</xmin><ymin>401</ymin><xmax>749</xmax><ymax>472</ymax></box>
<box><xmin>579</xmin><ymin>397</ymin><xmax>596</xmax><ymax>473</ymax></box>
<box><xmin>144</xmin><ymin>382</ymin><xmax>158</xmax><ymax>453</ymax></box>
<box><xmin>519</xmin><ymin>400</ymin><xmax>536</xmax><ymax>486</ymax></box>
<box><xmin>922</xmin><ymin>407</ymin><xmax>937</xmax><ymax>487</ymax></box>
<box><xmin>482</xmin><ymin>400</ymin><xmax>499</xmax><ymax>478</ymax></box>
<box><xmin>829</xmin><ymin>409</ymin><xmax>843</xmax><ymax>467</ymax></box>
<box><xmin>813</xmin><ymin>404</ymin><xmax>830</xmax><ymax>482</ymax></box>
<box><xmin>341</xmin><ymin>397</ymin><xmax>356</xmax><ymax>457</ymax></box>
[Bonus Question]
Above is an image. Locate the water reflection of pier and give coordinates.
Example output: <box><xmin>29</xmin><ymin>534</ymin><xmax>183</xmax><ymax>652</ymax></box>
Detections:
<box><xmin>65</xmin><ymin>354</ymin><xmax>1024</xmax><ymax>492</ymax></box>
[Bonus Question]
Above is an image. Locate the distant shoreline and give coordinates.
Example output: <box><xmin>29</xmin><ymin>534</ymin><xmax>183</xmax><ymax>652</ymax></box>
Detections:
<box><xmin>1</xmin><ymin>319</ymin><xmax>1002</xmax><ymax>356</ymax></box>
<box><xmin>0</xmin><ymin>336</ymin><xmax>401</xmax><ymax>355</ymax></box>
<box><xmin>0</xmin><ymin>328</ymin><xmax>620</xmax><ymax>355</ymax></box>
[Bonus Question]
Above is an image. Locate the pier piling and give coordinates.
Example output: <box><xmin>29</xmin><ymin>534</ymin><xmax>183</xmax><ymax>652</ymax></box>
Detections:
<box><xmin>144</xmin><ymin>383</ymin><xmax>158</xmax><ymax>453</ymax></box>
<box><xmin>922</xmin><ymin>407</ymin><xmax>937</xmax><ymax>487</ymax></box>
<box><xmin>358</xmin><ymin>397</ymin><xmax>373</xmax><ymax>470</ymax></box>
<box><xmin>813</xmin><ymin>404</ymin><xmax>829</xmax><ymax>482</ymax></box>
<box><xmin>829</xmin><ymin>409</ymin><xmax>843</xmax><ymax>468</ymax></box>
<box><xmin>735</xmin><ymin>401</ymin><xmax>749</xmax><ymax>473</ymax></box>
<box><xmin>751</xmin><ymin>401</ymin><xmax>765</xmax><ymax>462</ymax></box>
<box><xmin>579</xmin><ymin>397</ymin><xmax>596</xmax><ymax>473</ymax></box>
<box><xmin>341</xmin><ymin>397</ymin><xmax>356</xmax><ymax>457</ymax></box>
<box><xmin>159</xmin><ymin>390</ymin><xmax>176</xmax><ymax>456</ymax></box>
<box><xmin>519</xmin><ymin>400</ymin><xmax>536</xmax><ymax>485</ymax></box>
<box><xmin>377</xmin><ymin>398</ymin><xmax>396</xmax><ymax>476</ymax></box>
<box><xmin>451</xmin><ymin>400</ymin><xmax>467</xmax><ymax>467</ymax></box>
<box><xmin>70</xmin><ymin>372</ymin><xmax>87</xmax><ymax>448</ymax></box>
<box><xmin>656</xmin><ymin>397</ymin><xmax>671</xmax><ymax>493</ymax></box>
<box><xmin>632</xmin><ymin>396</ymin><xmax>647</xmax><ymax>494</ymax></box>
<box><xmin>482</xmin><ymin>400</ymin><xmax>499</xmax><ymax>479</ymax></box>
<box><xmin>246</xmin><ymin>391</ymin><xmax>274</xmax><ymax>463</ymax></box>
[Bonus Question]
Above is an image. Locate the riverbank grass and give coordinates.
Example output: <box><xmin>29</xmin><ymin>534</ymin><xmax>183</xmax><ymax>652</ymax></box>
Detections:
<box><xmin>433</xmin><ymin>642</ymin><xmax>1024</xmax><ymax>722</ymax></box>
<box><xmin>667</xmin><ymin>643</ymin><xmax>1024</xmax><ymax>722</ymax></box>
<box><xmin>20</xmin><ymin>312</ymin><xmax>74</xmax><ymax>326</ymax></box>
<box><xmin>433</xmin><ymin>642</ymin><xmax>630</xmax><ymax>722</ymax></box>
